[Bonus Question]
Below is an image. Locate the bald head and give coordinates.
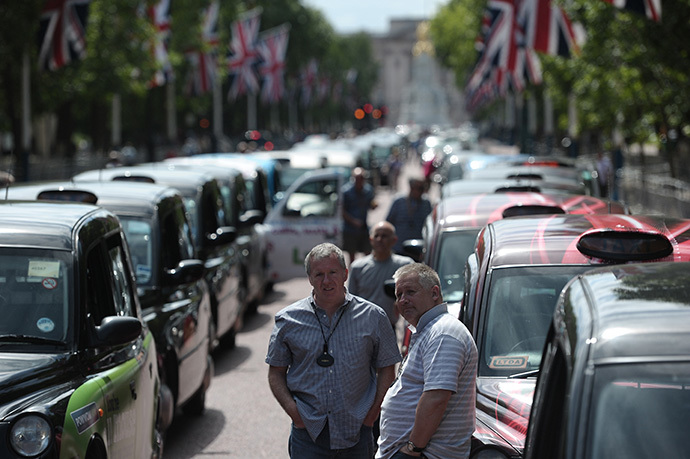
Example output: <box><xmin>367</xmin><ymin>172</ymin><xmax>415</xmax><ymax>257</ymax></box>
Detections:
<box><xmin>370</xmin><ymin>221</ymin><xmax>398</xmax><ymax>260</ymax></box>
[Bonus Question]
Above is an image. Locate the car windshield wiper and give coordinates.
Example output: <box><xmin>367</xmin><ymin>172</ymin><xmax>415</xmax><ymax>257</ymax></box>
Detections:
<box><xmin>508</xmin><ymin>369</ymin><xmax>540</xmax><ymax>379</ymax></box>
<box><xmin>0</xmin><ymin>334</ymin><xmax>64</xmax><ymax>346</ymax></box>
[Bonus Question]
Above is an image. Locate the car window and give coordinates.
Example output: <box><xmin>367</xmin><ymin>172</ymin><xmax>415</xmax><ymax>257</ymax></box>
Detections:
<box><xmin>181</xmin><ymin>196</ymin><xmax>200</xmax><ymax>245</ymax></box>
<box><xmin>480</xmin><ymin>266</ymin><xmax>590</xmax><ymax>376</ymax></box>
<box><xmin>86</xmin><ymin>235</ymin><xmax>136</xmax><ymax>324</ymax></box>
<box><xmin>120</xmin><ymin>218</ymin><xmax>153</xmax><ymax>286</ymax></box>
<box><xmin>107</xmin><ymin>242</ymin><xmax>135</xmax><ymax>317</ymax></box>
<box><xmin>0</xmin><ymin>249</ymin><xmax>72</xmax><ymax>342</ymax></box>
<box><xmin>588</xmin><ymin>363</ymin><xmax>690</xmax><ymax>458</ymax></box>
<box><xmin>283</xmin><ymin>178</ymin><xmax>339</xmax><ymax>218</ymax></box>
<box><xmin>160</xmin><ymin>205</ymin><xmax>195</xmax><ymax>270</ymax></box>
<box><xmin>436</xmin><ymin>230</ymin><xmax>479</xmax><ymax>302</ymax></box>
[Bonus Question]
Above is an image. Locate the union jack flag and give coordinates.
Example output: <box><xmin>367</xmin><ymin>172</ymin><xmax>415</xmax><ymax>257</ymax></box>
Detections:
<box><xmin>257</xmin><ymin>23</ymin><xmax>290</xmax><ymax>104</ymax></box>
<box><xmin>38</xmin><ymin>0</ymin><xmax>91</xmax><ymax>71</ymax></box>
<box><xmin>300</xmin><ymin>58</ymin><xmax>318</xmax><ymax>107</ymax></box>
<box><xmin>227</xmin><ymin>7</ymin><xmax>262</xmax><ymax>100</ymax></box>
<box><xmin>148</xmin><ymin>0</ymin><xmax>172</xmax><ymax>88</ymax></box>
<box><xmin>603</xmin><ymin>0</ymin><xmax>661</xmax><ymax>21</ymax></box>
<box><xmin>519</xmin><ymin>0</ymin><xmax>585</xmax><ymax>58</ymax></box>
<box><xmin>185</xmin><ymin>1</ymin><xmax>220</xmax><ymax>96</ymax></box>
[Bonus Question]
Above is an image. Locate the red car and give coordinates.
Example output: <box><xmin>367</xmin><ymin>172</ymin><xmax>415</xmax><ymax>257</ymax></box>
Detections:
<box><xmin>401</xmin><ymin>191</ymin><xmax>627</xmax><ymax>352</ymax></box>
<box><xmin>462</xmin><ymin>214</ymin><xmax>690</xmax><ymax>458</ymax></box>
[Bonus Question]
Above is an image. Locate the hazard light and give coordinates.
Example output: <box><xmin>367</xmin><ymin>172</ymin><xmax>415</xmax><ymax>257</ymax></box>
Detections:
<box><xmin>576</xmin><ymin>231</ymin><xmax>673</xmax><ymax>261</ymax></box>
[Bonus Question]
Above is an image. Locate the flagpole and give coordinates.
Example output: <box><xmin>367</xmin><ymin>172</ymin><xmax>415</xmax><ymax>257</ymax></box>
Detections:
<box><xmin>22</xmin><ymin>51</ymin><xmax>32</xmax><ymax>152</ymax></box>
<box><xmin>247</xmin><ymin>92</ymin><xmax>257</xmax><ymax>131</ymax></box>
<box><xmin>166</xmin><ymin>80</ymin><xmax>177</xmax><ymax>144</ymax></box>
<box><xmin>213</xmin><ymin>76</ymin><xmax>223</xmax><ymax>150</ymax></box>
<box><xmin>112</xmin><ymin>93</ymin><xmax>122</xmax><ymax>147</ymax></box>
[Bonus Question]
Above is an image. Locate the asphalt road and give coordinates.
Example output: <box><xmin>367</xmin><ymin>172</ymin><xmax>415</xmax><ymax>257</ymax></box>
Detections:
<box><xmin>163</xmin><ymin>159</ymin><xmax>430</xmax><ymax>458</ymax></box>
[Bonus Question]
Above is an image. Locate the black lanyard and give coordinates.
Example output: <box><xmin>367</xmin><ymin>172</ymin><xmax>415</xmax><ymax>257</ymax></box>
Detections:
<box><xmin>312</xmin><ymin>300</ymin><xmax>349</xmax><ymax>367</ymax></box>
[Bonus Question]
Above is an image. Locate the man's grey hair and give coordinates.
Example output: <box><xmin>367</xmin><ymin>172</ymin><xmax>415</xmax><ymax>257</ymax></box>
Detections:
<box><xmin>393</xmin><ymin>263</ymin><xmax>441</xmax><ymax>292</ymax></box>
<box><xmin>305</xmin><ymin>243</ymin><xmax>347</xmax><ymax>275</ymax></box>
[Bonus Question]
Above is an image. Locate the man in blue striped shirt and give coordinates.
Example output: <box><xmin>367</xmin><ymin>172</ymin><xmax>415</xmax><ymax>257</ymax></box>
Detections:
<box><xmin>377</xmin><ymin>263</ymin><xmax>478</xmax><ymax>459</ymax></box>
<box><xmin>266</xmin><ymin>243</ymin><xmax>402</xmax><ymax>458</ymax></box>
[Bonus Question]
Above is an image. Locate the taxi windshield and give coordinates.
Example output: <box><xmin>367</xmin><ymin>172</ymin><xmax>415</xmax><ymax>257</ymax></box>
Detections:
<box><xmin>480</xmin><ymin>265</ymin><xmax>591</xmax><ymax>377</ymax></box>
<box><xmin>588</xmin><ymin>363</ymin><xmax>690</xmax><ymax>458</ymax></box>
<box><xmin>120</xmin><ymin>217</ymin><xmax>153</xmax><ymax>286</ymax></box>
<box><xmin>436</xmin><ymin>229</ymin><xmax>480</xmax><ymax>303</ymax></box>
<box><xmin>0</xmin><ymin>249</ymin><xmax>72</xmax><ymax>345</ymax></box>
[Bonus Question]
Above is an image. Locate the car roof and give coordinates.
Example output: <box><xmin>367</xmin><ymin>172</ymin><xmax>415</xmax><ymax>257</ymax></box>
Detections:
<box><xmin>5</xmin><ymin>180</ymin><xmax>181</xmax><ymax>217</ymax></box>
<box><xmin>567</xmin><ymin>262</ymin><xmax>690</xmax><ymax>361</ymax></box>
<box><xmin>442</xmin><ymin>177</ymin><xmax>587</xmax><ymax>197</ymax></box>
<box><xmin>484</xmin><ymin>214</ymin><xmax>690</xmax><ymax>267</ymax></box>
<box><xmin>72</xmin><ymin>165</ymin><xmax>216</xmax><ymax>197</ymax></box>
<box><xmin>433</xmin><ymin>192</ymin><xmax>624</xmax><ymax>230</ymax></box>
<box><xmin>0</xmin><ymin>200</ymin><xmax>109</xmax><ymax>250</ymax></box>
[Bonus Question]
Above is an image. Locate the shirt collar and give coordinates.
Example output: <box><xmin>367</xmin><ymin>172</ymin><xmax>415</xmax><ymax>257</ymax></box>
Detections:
<box><xmin>309</xmin><ymin>289</ymin><xmax>353</xmax><ymax>312</ymax></box>
<box><xmin>412</xmin><ymin>303</ymin><xmax>448</xmax><ymax>334</ymax></box>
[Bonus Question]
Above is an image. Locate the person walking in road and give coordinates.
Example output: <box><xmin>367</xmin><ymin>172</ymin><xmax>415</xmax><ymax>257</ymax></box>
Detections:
<box><xmin>266</xmin><ymin>243</ymin><xmax>402</xmax><ymax>458</ymax></box>
<box><xmin>342</xmin><ymin>167</ymin><xmax>378</xmax><ymax>265</ymax></box>
<box><xmin>386</xmin><ymin>177</ymin><xmax>432</xmax><ymax>256</ymax></box>
<box><xmin>349</xmin><ymin>221</ymin><xmax>414</xmax><ymax>336</ymax></box>
<box><xmin>377</xmin><ymin>263</ymin><xmax>478</xmax><ymax>459</ymax></box>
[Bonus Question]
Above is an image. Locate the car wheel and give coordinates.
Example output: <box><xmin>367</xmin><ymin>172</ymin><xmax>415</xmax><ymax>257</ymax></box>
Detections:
<box><xmin>182</xmin><ymin>384</ymin><xmax>206</xmax><ymax>416</ymax></box>
<box><xmin>220</xmin><ymin>328</ymin><xmax>236</xmax><ymax>349</ymax></box>
<box><xmin>86</xmin><ymin>438</ymin><xmax>107</xmax><ymax>459</ymax></box>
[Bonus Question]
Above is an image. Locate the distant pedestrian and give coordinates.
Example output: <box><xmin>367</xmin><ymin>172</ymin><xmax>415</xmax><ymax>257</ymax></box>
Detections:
<box><xmin>386</xmin><ymin>148</ymin><xmax>403</xmax><ymax>191</ymax></box>
<box><xmin>377</xmin><ymin>263</ymin><xmax>478</xmax><ymax>459</ymax></box>
<box><xmin>386</xmin><ymin>177</ymin><xmax>432</xmax><ymax>256</ymax></box>
<box><xmin>266</xmin><ymin>243</ymin><xmax>402</xmax><ymax>458</ymax></box>
<box><xmin>596</xmin><ymin>151</ymin><xmax>613</xmax><ymax>198</ymax></box>
<box><xmin>342</xmin><ymin>167</ymin><xmax>378</xmax><ymax>265</ymax></box>
<box><xmin>349</xmin><ymin>221</ymin><xmax>414</xmax><ymax>335</ymax></box>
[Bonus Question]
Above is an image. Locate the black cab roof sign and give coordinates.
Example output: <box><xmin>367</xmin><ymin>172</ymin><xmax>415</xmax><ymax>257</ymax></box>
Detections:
<box><xmin>37</xmin><ymin>190</ymin><xmax>98</xmax><ymax>204</ymax></box>
<box><xmin>577</xmin><ymin>230</ymin><xmax>674</xmax><ymax>262</ymax></box>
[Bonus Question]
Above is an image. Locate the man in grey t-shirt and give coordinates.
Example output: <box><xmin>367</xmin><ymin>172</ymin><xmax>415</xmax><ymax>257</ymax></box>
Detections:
<box><xmin>349</xmin><ymin>221</ymin><xmax>414</xmax><ymax>333</ymax></box>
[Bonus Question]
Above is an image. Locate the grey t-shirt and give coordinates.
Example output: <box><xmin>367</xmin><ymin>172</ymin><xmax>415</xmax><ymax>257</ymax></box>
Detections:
<box><xmin>348</xmin><ymin>254</ymin><xmax>414</xmax><ymax>326</ymax></box>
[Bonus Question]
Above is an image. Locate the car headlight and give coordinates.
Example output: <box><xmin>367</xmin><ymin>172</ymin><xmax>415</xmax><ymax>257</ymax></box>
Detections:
<box><xmin>10</xmin><ymin>415</ymin><xmax>52</xmax><ymax>457</ymax></box>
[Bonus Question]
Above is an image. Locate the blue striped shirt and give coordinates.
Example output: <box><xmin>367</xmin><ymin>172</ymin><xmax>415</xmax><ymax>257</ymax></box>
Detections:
<box><xmin>376</xmin><ymin>304</ymin><xmax>478</xmax><ymax>459</ymax></box>
<box><xmin>266</xmin><ymin>291</ymin><xmax>402</xmax><ymax>449</ymax></box>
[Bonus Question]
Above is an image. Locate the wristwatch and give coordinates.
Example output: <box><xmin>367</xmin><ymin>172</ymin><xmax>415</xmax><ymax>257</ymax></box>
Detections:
<box><xmin>406</xmin><ymin>441</ymin><xmax>426</xmax><ymax>453</ymax></box>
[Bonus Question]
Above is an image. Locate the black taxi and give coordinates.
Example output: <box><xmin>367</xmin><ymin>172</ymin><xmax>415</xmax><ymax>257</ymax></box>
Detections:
<box><xmin>526</xmin><ymin>261</ymin><xmax>690</xmax><ymax>459</ymax></box>
<box><xmin>463</xmin><ymin>214</ymin><xmax>690</xmax><ymax>458</ymax></box>
<box><xmin>0</xmin><ymin>201</ymin><xmax>162</xmax><ymax>458</ymax></box>
<box><xmin>6</xmin><ymin>180</ymin><xmax>214</xmax><ymax>425</ymax></box>
<box><xmin>73</xmin><ymin>166</ymin><xmax>243</xmax><ymax>349</ymax></box>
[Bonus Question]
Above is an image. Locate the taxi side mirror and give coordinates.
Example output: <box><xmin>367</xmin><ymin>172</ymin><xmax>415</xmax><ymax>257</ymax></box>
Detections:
<box><xmin>165</xmin><ymin>259</ymin><xmax>205</xmax><ymax>285</ymax></box>
<box><xmin>240</xmin><ymin>209</ymin><xmax>265</xmax><ymax>226</ymax></box>
<box><xmin>94</xmin><ymin>316</ymin><xmax>142</xmax><ymax>347</ymax></box>
<box><xmin>206</xmin><ymin>226</ymin><xmax>237</xmax><ymax>246</ymax></box>
<box><xmin>402</xmin><ymin>239</ymin><xmax>425</xmax><ymax>262</ymax></box>
<box><xmin>384</xmin><ymin>279</ymin><xmax>396</xmax><ymax>299</ymax></box>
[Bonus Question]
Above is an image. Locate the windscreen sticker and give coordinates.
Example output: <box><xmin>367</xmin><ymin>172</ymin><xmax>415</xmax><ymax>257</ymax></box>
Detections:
<box><xmin>42</xmin><ymin>278</ymin><xmax>58</xmax><ymax>290</ymax></box>
<box><xmin>28</xmin><ymin>260</ymin><xmax>60</xmax><ymax>278</ymax></box>
<box><xmin>489</xmin><ymin>355</ymin><xmax>529</xmax><ymax>369</ymax></box>
<box><xmin>70</xmin><ymin>402</ymin><xmax>100</xmax><ymax>434</ymax></box>
<box><xmin>36</xmin><ymin>317</ymin><xmax>55</xmax><ymax>333</ymax></box>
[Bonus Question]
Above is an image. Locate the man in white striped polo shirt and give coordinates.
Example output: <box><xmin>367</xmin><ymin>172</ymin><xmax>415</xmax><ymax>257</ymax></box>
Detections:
<box><xmin>377</xmin><ymin>263</ymin><xmax>478</xmax><ymax>459</ymax></box>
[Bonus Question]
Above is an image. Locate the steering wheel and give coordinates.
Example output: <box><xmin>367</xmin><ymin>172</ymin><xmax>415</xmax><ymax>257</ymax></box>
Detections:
<box><xmin>508</xmin><ymin>335</ymin><xmax>546</xmax><ymax>354</ymax></box>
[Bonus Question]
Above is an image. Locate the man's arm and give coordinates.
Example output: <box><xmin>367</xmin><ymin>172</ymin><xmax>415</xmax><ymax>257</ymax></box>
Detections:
<box><xmin>268</xmin><ymin>365</ymin><xmax>305</xmax><ymax>427</ymax></box>
<box><xmin>363</xmin><ymin>364</ymin><xmax>396</xmax><ymax>426</ymax></box>
<box><xmin>406</xmin><ymin>389</ymin><xmax>453</xmax><ymax>456</ymax></box>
